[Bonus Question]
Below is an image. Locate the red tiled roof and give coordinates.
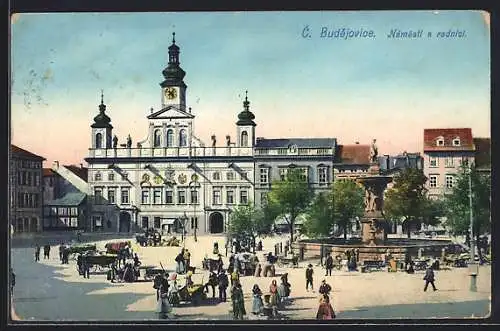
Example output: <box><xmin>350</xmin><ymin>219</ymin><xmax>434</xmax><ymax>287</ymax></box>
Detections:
<box><xmin>43</xmin><ymin>168</ymin><xmax>56</xmax><ymax>177</ymax></box>
<box><xmin>10</xmin><ymin>145</ymin><xmax>46</xmax><ymax>160</ymax></box>
<box><xmin>65</xmin><ymin>165</ymin><xmax>88</xmax><ymax>182</ymax></box>
<box><xmin>423</xmin><ymin>128</ymin><xmax>474</xmax><ymax>152</ymax></box>
<box><xmin>473</xmin><ymin>137</ymin><xmax>490</xmax><ymax>169</ymax></box>
<box><xmin>336</xmin><ymin>144</ymin><xmax>370</xmax><ymax>164</ymax></box>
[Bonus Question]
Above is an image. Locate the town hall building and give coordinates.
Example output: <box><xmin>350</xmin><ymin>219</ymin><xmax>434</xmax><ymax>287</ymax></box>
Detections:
<box><xmin>84</xmin><ymin>33</ymin><xmax>349</xmax><ymax>235</ymax></box>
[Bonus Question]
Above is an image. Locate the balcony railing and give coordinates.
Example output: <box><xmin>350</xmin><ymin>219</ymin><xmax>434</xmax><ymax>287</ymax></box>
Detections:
<box><xmin>88</xmin><ymin>146</ymin><xmax>254</xmax><ymax>158</ymax></box>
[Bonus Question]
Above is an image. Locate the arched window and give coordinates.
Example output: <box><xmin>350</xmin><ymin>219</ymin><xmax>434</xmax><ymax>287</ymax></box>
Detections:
<box><xmin>95</xmin><ymin>133</ymin><xmax>103</xmax><ymax>149</ymax></box>
<box><xmin>153</xmin><ymin>129</ymin><xmax>162</xmax><ymax>147</ymax></box>
<box><xmin>179</xmin><ymin>129</ymin><xmax>187</xmax><ymax>147</ymax></box>
<box><xmin>241</xmin><ymin>131</ymin><xmax>248</xmax><ymax>147</ymax></box>
<box><xmin>166</xmin><ymin>129</ymin><xmax>174</xmax><ymax>147</ymax></box>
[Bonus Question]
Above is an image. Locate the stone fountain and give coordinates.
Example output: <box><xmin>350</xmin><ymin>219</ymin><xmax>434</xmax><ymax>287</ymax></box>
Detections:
<box><xmin>297</xmin><ymin>139</ymin><xmax>455</xmax><ymax>264</ymax></box>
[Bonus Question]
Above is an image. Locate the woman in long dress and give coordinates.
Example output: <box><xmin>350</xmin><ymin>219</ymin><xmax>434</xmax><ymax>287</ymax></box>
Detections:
<box><xmin>316</xmin><ymin>294</ymin><xmax>336</xmax><ymax>320</ymax></box>
<box><xmin>269</xmin><ymin>280</ymin><xmax>279</xmax><ymax>308</ymax></box>
<box><xmin>231</xmin><ymin>281</ymin><xmax>246</xmax><ymax>320</ymax></box>
<box><xmin>252</xmin><ymin>284</ymin><xmax>264</xmax><ymax>315</ymax></box>
<box><xmin>156</xmin><ymin>284</ymin><xmax>172</xmax><ymax>319</ymax></box>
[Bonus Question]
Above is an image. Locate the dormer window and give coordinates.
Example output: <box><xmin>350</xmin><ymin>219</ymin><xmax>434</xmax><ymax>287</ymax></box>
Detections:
<box><xmin>94</xmin><ymin>172</ymin><xmax>102</xmax><ymax>181</ymax></box>
<box><xmin>436</xmin><ymin>136</ymin><xmax>444</xmax><ymax>147</ymax></box>
<box><xmin>452</xmin><ymin>137</ymin><xmax>461</xmax><ymax>146</ymax></box>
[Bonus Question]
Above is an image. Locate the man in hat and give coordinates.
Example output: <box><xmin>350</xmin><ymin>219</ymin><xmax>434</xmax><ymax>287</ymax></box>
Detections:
<box><xmin>34</xmin><ymin>245</ymin><xmax>41</xmax><ymax>262</ymax></box>
<box><xmin>423</xmin><ymin>266</ymin><xmax>437</xmax><ymax>292</ymax></box>
<box><xmin>218</xmin><ymin>269</ymin><xmax>229</xmax><ymax>302</ymax></box>
<box><xmin>319</xmin><ymin>279</ymin><xmax>332</xmax><ymax>296</ymax></box>
<box><xmin>306</xmin><ymin>264</ymin><xmax>314</xmax><ymax>292</ymax></box>
<box><xmin>325</xmin><ymin>253</ymin><xmax>334</xmax><ymax>276</ymax></box>
<box><xmin>184</xmin><ymin>249</ymin><xmax>191</xmax><ymax>271</ymax></box>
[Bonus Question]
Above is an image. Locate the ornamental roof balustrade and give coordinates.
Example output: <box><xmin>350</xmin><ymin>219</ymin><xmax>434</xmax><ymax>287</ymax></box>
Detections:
<box><xmin>255</xmin><ymin>147</ymin><xmax>335</xmax><ymax>156</ymax></box>
<box><xmin>88</xmin><ymin>146</ymin><xmax>254</xmax><ymax>159</ymax></box>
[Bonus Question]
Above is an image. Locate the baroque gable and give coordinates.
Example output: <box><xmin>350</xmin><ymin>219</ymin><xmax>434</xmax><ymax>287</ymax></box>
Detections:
<box><xmin>147</xmin><ymin>105</ymin><xmax>194</xmax><ymax>120</ymax></box>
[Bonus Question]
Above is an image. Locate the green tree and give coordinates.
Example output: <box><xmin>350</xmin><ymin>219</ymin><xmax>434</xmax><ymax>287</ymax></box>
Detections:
<box><xmin>303</xmin><ymin>192</ymin><xmax>333</xmax><ymax>238</ymax></box>
<box><xmin>444</xmin><ymin>164</ymin><xmax>490</xmax><ymax>258</ymax></box>
<box><xmin>384</xmin><ymin>168</ymin><xmax>429</xmax><ymax>238</ymax></box>
<box><xmin>332</xmin><ymin>180</ymin><xmax>365</xmax><ymax>240</ymax></box>
<box><xmin>265</xmin><ymin>167</ymin><xmax>314</xmax><ymax>246</ymax></box>
<box><xmin>228</xmin><ymin>201</ymin><xmax>272</xmax><ymax>253</ymax></box>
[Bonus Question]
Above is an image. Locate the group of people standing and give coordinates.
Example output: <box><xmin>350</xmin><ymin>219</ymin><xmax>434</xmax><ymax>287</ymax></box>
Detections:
<box><xmin>34</xmin><ymin>244</ymin><xmax>52</xmax><ymax>262</ymax></box>
<box><xmin>175</xmin><ymin>248</ymin><xmax>191</xmax><ymax>274</ymax></box>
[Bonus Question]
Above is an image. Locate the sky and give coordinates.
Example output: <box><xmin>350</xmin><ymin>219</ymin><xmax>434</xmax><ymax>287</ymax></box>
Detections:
<box><xmin>10</xmin><ymin>11</ymin><xmax>490</xmax><ymax>166</ymax></box>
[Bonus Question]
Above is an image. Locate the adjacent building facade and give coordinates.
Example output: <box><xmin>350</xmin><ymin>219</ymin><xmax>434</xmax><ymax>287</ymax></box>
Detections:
<box><xmin>423</xmin><ymin>128</ymin><xmax>476</xmax><ymax>199</ymax></box>
<box><xmin>42</xmin><ymin>165</ymin><xmax>90</xmax><ymax>231</ymax></box>
<box><xmin>10</xmin><ymin>145</ymin><xmax>45</xmax><ymax>233</ymax></box>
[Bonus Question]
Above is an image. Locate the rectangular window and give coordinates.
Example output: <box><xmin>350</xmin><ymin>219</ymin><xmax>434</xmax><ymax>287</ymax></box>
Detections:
<box><xmin>70</xmin><ymin>207</ymin><xmax>78</xmax><ymax>216</ymax></box>
<box><xmin>108</xmin><ymin>189</ymin><xmax>116</xmax><ymax>204</ymax></box>
<box><xmin>94</xmin><ymin>188</ymin><xmax>103</xmax><ymax>204</ymax></box>
<box><xmin>445</xmin><ymin>175</ymin><xmax>454</xmax><ymax>189</ymax></box>
<box><xmin>444</xmin><ymin>157</ymin><xmax>454</xmax><ymax>168</ymax></box>
<box><xmin>429</xmin><ymin>157</ymin><xmax>438</xmax><ymax>167</ymax></box>
<box><xmin>153</xmin><ymin>188</ymin><xmax>162</xmax><ymax>204</ymax></box>
<box><xmin>318</xmin><ymin>167</ymin><xmax>328</xmax><ymax>184</ymax></box>
<box><xmin>227</xmin><ymin>190</ymin><xmax>235</xmax><ymax>204</ymax></box>
<box><xmin>34</xmin><ymin>194</ymin><xmax>39</xmax><ymax>208</ymax></box>
<box><xmin>429</xmin><ymin>175</ymin><xmax>438</xmax><ymax>188</ymax></box>
<box><xmin>213</xmin><ymin>189</ymin><xmax>221</xmax><ymax>205</ymax></box>
<box><xmin>190</xmin><ymin>190</ymin><xmax>198</xmax><ymax>204</ymax></box>
<box><xmin>165</xmin><ymin>190</ymin><xmax>174</xmax><ymax>204</ymax></box>
<box><xmin>178</xmin><ymin>190</ymin><xmax>186</xmax><ymax>204</ymax></box>
<box><xmin>17</xmin><ymin>172</ymin><xmax>21</xmax><ymax>185</ymax></box>
<box><xmin>51</xmin><ymin>207</ymin><xmax>57</xmax><ymax>216</ymax></box>
<box><xmin>121</xmin><ymin>188</ymin><xmax>130</xmax><ymax>204</ymax></box>
<box><xmin>240</xmin><ymin>190</ymin><xmax>248</xmax><ymax>204</ymax></box>
<box><xmin>240</xmin><ymin>172</ymin><xmax>248</xmax><ymax>180</ymax></box>
<box><xmin>279</xmin><ymin>168</ymin><xmax>287</xmax><ymax>181</ymax></box>
<box><xmin>70</xmin><ymin>217</ymin><xmax>78</xmax><ymax>227</ymax></box>
<box><xmin>154</xmin><ymin>217</ymin><xmax>161</xmax><ymax>228</ymax></box>
<box><xmin>141</xmin><ymin>217</ymin><xmax>149</xmax><ymax>229</ymax></box>
<box><xmin>299</xmin><ymin>168</ymin><xmax>308</xmax><ymax>181</ymax></box>
<box><xmin>35</xmin><ymin>173</ymin><xmax>40</xmax><ymax>187</ymax></box>
<box><xmin>108</xmin><ymin>173</ymin><xmax>115</xmax><ymax>181</ymax></box>
<box><xmin>93</xmin><ymin>215</ymin><xmax>102</xmax><ymax>227</ymax></box>
<box><xmin>260</xmin><ymin>168</ymin><xmax>269</xmax><ymax>184</ymax></box>
<box><xmin>27</xmin><ymin>172</ymin><xmax>32</xmax><ymax>186</ymax></box>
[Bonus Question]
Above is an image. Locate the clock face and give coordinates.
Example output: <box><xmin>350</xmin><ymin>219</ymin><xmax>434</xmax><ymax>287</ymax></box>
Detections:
<box><xmin>165</xmin><ymin>87</ymin><xmax>177</xmax><ymax>100</ymax></box>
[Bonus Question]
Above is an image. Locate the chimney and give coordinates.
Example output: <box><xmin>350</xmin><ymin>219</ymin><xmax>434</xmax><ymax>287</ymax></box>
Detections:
<box><xmin>80</xmin><ymin>163</ymin><xmax>83</xmax><ymax>169</ymax></box>
<box><xmin>189</xmin><ymin>107</ymin><xmax>192</xmax><ymax>113</ymax></box>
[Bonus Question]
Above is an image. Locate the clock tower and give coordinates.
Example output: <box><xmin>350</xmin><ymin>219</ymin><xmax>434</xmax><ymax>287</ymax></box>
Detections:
<box><xmin>160</xmin><ymin>32</ymin><xmax>187</xmax><ymax>109</ymax></box>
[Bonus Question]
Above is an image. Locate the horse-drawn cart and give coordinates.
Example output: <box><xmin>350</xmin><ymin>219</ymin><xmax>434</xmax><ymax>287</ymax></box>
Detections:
<box><xmin>276</xmin><ymin>255</ymin><xmax>299</xmax><ymax>268</ymax></box>
<box><xmin>140</xmin><ymin>265</ymin><xmax>165</xmax><ymax>281</ymax></box>
<box><xmin>77</xmin><ymin>252</ymin><xmax>117</xmax><ymax>273</ymax></box>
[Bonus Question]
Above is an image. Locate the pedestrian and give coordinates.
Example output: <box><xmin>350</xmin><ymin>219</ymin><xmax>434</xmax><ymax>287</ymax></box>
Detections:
<box><xmin>325</xmin><ymin>253</ymin><xmax>334</xmax><ymax>276</ymax></box>
<box><xmin>423</xmin><ymin>266</ymin><xmax>438</xmax><ymax>292</ymax></box>
<box><xmin>10</xmin><ymin>268</ymin><xmax>15</xmax><ymax>295</ymax></box>
<box><xmin>205</xmin><ymin>271</ymin><xmax>218</xmax><ymax>298</ymax></box>
<box><xmin>185</xmin><ymin>270</ymin><xmax>194</xmax><ymax>287</ymax></box>
<box><xmin>34</xmin><ymin>245</ymin><xmax>41</xmax><ymax>262</ymax></box>
<box><xmin>257</xmin><ymin>240</ymin><xmax>263</xmax><ymax>251</ymax></box>
<box><xmin>83</xmin><ymin>258</ymin><xmax>90</xmax><ymax>279</ymax></box>
<box><xmin>213</xmin><ymin>242</ymin><xmax>219</xmax><ymax>255</ymax></box>
<box><xmin>252</xmin><ymin>284</ymin><xmax>264</xmax><ymax>315</ymax></box>
<box><xmin>218</xmin><ymin>269</ymin><xmax>229</xmax><ymax>302</ymax></box>
<box><xmin>278</xmin><ymin>273</ymin><xmax>291</xmax><ymax>306</ymax></box>
<box><xmin>168</xmin><ymin>278</ymin><xmax>180</xmax><ymax>306</ymax></box>
<box><xmin>43</xmin><ymin>245</ymin><xmax>48</xmax><ymax>259</ymax></box>
<box><xmin>231</xmin><ymin>281</ymin><xmax>246</xmax><ymax>320</ymax></box>
<box><xmin>230</xmin><ymin>268</ymin><xmax>239</xmax><ymax>287</ymax></box>
<box><xmin>59</xmin><ymin>243</ymin><xmax>64</xmax><ymax>262</ymax></box>
<box><xmin>175</xmin><ymin>250</ymin><xmax>185</xmax><ymax>274</ymax></box>
<box><xmin>319</xmin><ymin>279</ymin><xmax>332</xmax><ymax>296</ymax></box>
<box><xmin>46</xmin><ymin>245</ymin><xmax>51</xmax><ymax>259</ymax></box>
<box><xmin>269</xmin><ymin>279</ymin><xmax>279</xmax><ymax>307</ymax></box>
<box><xmin>306</xmin><ymin>263</ymin><xmax>314</xmax><ymax>292</ymax></box>
<box><xmin>316</xmin><ymin>294</ymin><xmax>336</xmax><ymax>320</ymax></box>
<box><xmin>184</xmin><ymin>249</ymin><xmax>191</xmax><ymax>271</ymax></box>
<box><xmin>153</xmin><ymin>273</ymin><xmax>163</xmax><ymax>300</ymax></box>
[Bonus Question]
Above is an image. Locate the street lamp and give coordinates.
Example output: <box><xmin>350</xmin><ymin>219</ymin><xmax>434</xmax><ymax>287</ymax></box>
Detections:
<box><xmin>189</xmin><ymin>179</ymin><xmax>201</xmax><ymax>242</ymax></box>
<box><xmin>180</xmin><ymin>212</ymin><xmax>188</xmax><ymax>246</ymax></box>
<box><xmin>467</xmin><ymin>163</ymin><xmax>478</xmax><ymax>292</ymax></box>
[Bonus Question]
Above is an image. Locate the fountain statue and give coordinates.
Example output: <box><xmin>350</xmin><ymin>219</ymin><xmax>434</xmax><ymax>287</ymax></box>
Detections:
<box><xmin>356</xmin><ymin>142</ymin><xmax>392</xmax><ymax>247</ymax></box>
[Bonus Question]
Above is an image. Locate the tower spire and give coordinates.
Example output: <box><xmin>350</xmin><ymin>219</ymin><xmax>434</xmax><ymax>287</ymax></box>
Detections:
<box><xmin>243</xmin><ymin>90</ymin><xmax>250</xmax><ymax>111</ymax></box>
<box><xmin>99</xmin><ymin>90</ymin><xmax>106</xmax><ymax>112</ymax></box>
<box><xmin>172</xmin><ymin>32</ymin><xmax>176</xmax><ymax>44</ymax></box>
